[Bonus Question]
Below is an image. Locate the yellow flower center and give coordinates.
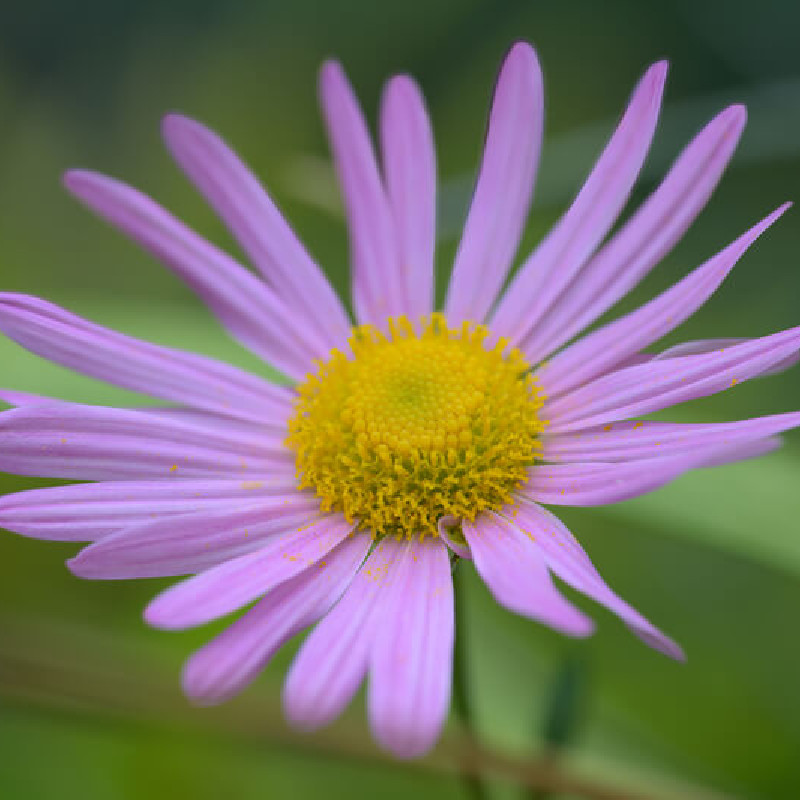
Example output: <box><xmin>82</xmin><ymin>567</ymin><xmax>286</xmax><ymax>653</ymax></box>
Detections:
<box><xmin>286</xmin><ymin>314</ymin><xmax>546</xmax><ymax>539</ymax></box>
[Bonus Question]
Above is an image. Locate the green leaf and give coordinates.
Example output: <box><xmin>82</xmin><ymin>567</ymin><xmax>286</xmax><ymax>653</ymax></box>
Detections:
<box><xmin>595</xmin><ymin>452</ymin><xmax>800</xmax><ymax>578</ymax></box>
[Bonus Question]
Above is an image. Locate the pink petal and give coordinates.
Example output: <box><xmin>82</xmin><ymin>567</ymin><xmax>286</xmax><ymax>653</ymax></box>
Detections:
<box><xmin>653</xmin><ymin>338</ymin><xmax>800</xmax><ymax>378</ymax></box>
<box><xmin>0</xmin><ymin>293</ymin><xmax>294</xmax><ymax>425</ymax></box>
<box><xmin>68</xmin><ymin>498</ymin><xmax>319</xmax><ymax>579</ymax></box>
<box><xmin>542</xmin><ymin>412</ymin><xmax>800</xmax><ymax>463</ymax></box>
<box><xmin>64</xmin><ymin>169</ymin><xmax>326</xmax><ymax>379</ymax></box>
<box><xmin>504</xmin><ymin>499</ymin><xmax>684</xmax><ymax>659</ymax></box>
<box><xmin>591</xmin><ymin>337</ymin><xmax>799</xmax><ymax>384</ymax></box>
<box><xmin>0</xmin><ymin>389</ymin><xmax>68</xmax><ymax>407</ymax></box>
<box><xmin>445</xmin><ymin>42</ymin><xmax>544</xmax><ymax>324</ymax></box>
<box><xmin>437</xmin><ymin>515</ymin><xmax>471</xmax><ymax>559</ymax></box>
<box><xmin>491</xmin><ymin>61</ymin><xmax>668</xmax><ymax>347</ymax></box>
<box><xmin>319</xmin><ymin>61</ymin><xmax>404</xmax><ymax>324</ymax></box>
<box><xmin>162</xmin><ymin>114</ymin><xmax>351</xmax><ymax>350</ymax></box>
<box><xmin>144</xmin><ymin>515</ymin><xmax>354</xmax><ymax>629</ymax></box>
<box><xmin>544</xmin><ymin>326</ymin><xmax>800</xmax><ymax>434</ymax></box>
<box><xmin>182</xmin><ymin>533</ymin><xmax>370</xmax><ymax>704</ymax></box>
<box><xmin>520</xmin><ymin>105</ymin><xmax>746</xmax><ymax>361</ymax></box>
<box><xmin>283</xmin><ymin>538</ymin><xmax>397</xmax><ymax>730</ymax></box>
<box><xmin>537</xmin><ymin>204</ymin><xmax>790</xmax><ymax>398</ymax></box>
<box><xmin>653</xmin><ymin>337</ymin><xmax>746</xmax><ymax>359</ymax></box>
<box><xmin>462</xmin><ymin>514</ymin><xmax>594</xmax><ymax>636</ymax></box>
<box><xmin>522</xmin><ymin>456</ymin><xmax>705</xmax><ymax>506</ymax></box>
<box><xmin>379</xmin><ymin>75</ymin><xmax>437</xmax><ymax>319</ymax></box>
<box><xmin>368</xmin><ymin>537</ymin><xmax>453</xmax><ymax>759</ymax></box>
<box><xmin>138</xmin><ymin>407</ymin><xmax>287</xmax><ymax>436</ymax></box>
<box><xmin>698</xmin><ymin>436</ymin><xmax>782</xmax><ymax>467</ymax></box>
<box><xmin>0</xmin><ymin>402</ymin><xmax>292</xmax><ymax>480</ymax></box>
<box><xmin>0</xmin><ymin>477</ymin><xmax>298</xmax><ymax>541</ymax></box>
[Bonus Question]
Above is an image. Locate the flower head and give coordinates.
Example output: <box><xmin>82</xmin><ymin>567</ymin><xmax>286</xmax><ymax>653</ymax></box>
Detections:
<box><xmin>1</xmin><ymin>41</ymin><xmax>799</xmax><ymax>758</ymax></box>
<box><xmin>287</xmin><ymin>313</ymin><xmax>546</xmax><ymax>538</ymax></box>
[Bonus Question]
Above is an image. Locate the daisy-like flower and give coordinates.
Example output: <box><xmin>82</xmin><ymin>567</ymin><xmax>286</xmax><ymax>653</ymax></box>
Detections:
<box><xmin>1</xmin><ymin>42</ymin><xmax>799</xmax><ymax>758</ymax></box>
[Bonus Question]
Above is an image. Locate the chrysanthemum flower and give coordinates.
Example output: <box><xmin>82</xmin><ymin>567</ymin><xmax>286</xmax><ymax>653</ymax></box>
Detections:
<box><xmin>1</xmin><ymin>42</ymin><xmax>799</xmax><ymax>758</ymax></box>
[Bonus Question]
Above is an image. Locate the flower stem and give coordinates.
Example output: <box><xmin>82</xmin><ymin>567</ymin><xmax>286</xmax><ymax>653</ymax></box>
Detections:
<box><xmin>452</xmin><ymin>561</ymin><xmax>489</xmax><ymax>800</ymax></box>
<box><xmin>529</xmin><ymin>653</ymin><xmax>587</xmax><ymax>800</ymax></box>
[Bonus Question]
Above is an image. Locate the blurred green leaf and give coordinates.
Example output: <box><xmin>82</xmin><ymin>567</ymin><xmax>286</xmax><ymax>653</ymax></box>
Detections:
<box><xmin>598</xmin><ymin>453</ymin><xmax>800</xmax><ymax>578</ymax></box>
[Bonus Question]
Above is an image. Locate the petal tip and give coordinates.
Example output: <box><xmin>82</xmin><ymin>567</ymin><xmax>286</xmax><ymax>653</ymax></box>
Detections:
<box><xmin>142</xmin><ymin>598</ymin><xmax>185</xmax><ymax>631</ymax></box>
<box><xmin>161</xmin><ymin>111</ymin><xmax>193</xmax><ymax>139</ymax></box>
<box><xmin>62</xmin><ymin>168</ymin><xmax>92</xmax><ymax>192</ymax></box>
<box><xmin>181</xmin><ymin>658</ymin><xmax>228</xmax><ymax>706</ymax></box>
<box><xmin>281</xmin><ymin>689</ymin><xmax>319</xmax><ymax>732</ymax></box>
<box><xmin>319</xmin><ymin>58</ymin><xmax>345</xmax><ymax>87</ymax></box>
<box><xmin>382</xmin><ymin>72</ymin><xmax>419</xmax><ymax>102</ymax></box>
<box><xmin>318</xmin><ymin>59</ymin><xmax>352</xmax><ymax>108</ymax></box>
<box><xmin>501</xmin><ymin>40</ymin><xmax>542</xmax><ymax>79</ymax></box>
<box><xmin>650</xmin><ymin>59</ymin><xmax>670</xmax><ymax>77</ymax></box>
<box><xmin>507</xmin><ymin>40</ymin><xmax>536</xmax><ymax>60</ymax></box>
<box><xmin>67</xmin><ymin>550</ymin><xmax>138</xmax><ymax>581</ymax></box>
<box><xmin>568</xmin><ymin>614</ymin><xmax>596</xmax><ymax>639</ymax></box>
<box><xmin>633</xmin><ymin>626</ymin><xmax>686</xmax><ymax>662</ymax></box>
<box><xmin>66</xmin><ymin>552</ymin><xmax>93</xmax><ymax>579</ymax></box>
<box><xmin>723</xmin><ymin>103</ymin><xmax>748</xmax><ymax>129</ymax></box>
<box><xmin>62</xmin><ymin>168</ymin><xmax>116</xmax><ymax>200</ymax></box>
<box><xmin>641</xmin><ymin>59</ymin><xmax>669</xmax><ymax>98</ymax></box>
<box><xmin>660</xmin><ymin>640</ymin><xmax>687</xmax><ymax>663</ymax></box>
<box><xmin>374</xmin><ymin>730</ymin><xmax>436</xmax><ymax>761</ymax></box>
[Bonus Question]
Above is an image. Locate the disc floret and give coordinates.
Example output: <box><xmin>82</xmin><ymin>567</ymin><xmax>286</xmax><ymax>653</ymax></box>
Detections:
<box><xmin>286</xmin><ymin>314</ymin><xmax>545</xmax><ymax>539</ymax></box>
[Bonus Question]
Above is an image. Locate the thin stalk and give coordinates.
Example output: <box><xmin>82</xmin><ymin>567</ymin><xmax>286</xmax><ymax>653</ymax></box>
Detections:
<box><xmin>451</xmin><ymin>561</ymin><xmax>489</xmax><ymax>800</ymax></box>
<box><xmin>529</xmin><ymin>654</ymin><xmax>587</xmax><ymax>800</ymax></box>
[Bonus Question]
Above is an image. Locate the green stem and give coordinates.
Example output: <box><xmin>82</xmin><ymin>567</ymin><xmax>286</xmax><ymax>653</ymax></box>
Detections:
<box><xmin>529</xmin><ymin>654</ymin><xmax>587</xmax><ymax>800</ymax></box>
<box><xmin>452</xmin><ymin>561</ymin><xmax>489</xmax><ymax>800</ymax></box>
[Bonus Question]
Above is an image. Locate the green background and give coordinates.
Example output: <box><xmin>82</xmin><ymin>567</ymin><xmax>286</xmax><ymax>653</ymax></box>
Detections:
<box><xmin>0</xmin><ymin>0</ymin><xmax>799</xmax><ymax>797</ymax></box>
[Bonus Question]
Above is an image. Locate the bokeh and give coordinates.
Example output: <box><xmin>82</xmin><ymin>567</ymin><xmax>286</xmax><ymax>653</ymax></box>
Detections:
<box><xmin>1</xmin><ymin>1</ymin><xmax>799</xmax><ymax>797</ymax></box>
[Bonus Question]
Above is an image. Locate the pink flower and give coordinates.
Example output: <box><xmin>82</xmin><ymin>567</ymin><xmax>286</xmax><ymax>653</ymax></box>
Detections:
<box><xmin>1</xmin><ymin>42</ymin><xmax>798</xmax><ymax>758</ymax></box>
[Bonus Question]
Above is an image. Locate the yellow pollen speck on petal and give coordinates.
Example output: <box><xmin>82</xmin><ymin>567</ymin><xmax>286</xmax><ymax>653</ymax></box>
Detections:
<box><xmin>169</xmin><ymin>464</ymin><xmax>178</xmax><ymax>473</ymax></box>
<box><xmin>286</xmin><ymin>313</ymin><xmax>546</xmax><ymax>540</ymax></box>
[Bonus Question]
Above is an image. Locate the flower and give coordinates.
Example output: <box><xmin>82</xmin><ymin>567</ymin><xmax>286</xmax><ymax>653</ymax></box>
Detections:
<box><xmin>1</xmin><ymin>41</ymin><xmax>799</xmax><ymax>759</ymax></box>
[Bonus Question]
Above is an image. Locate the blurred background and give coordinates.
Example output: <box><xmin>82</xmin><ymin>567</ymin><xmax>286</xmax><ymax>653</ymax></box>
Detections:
<box><xmin>0</xmin><ymin>0</ymin><xmax>799</xmax><ymax>797</ymax></box>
